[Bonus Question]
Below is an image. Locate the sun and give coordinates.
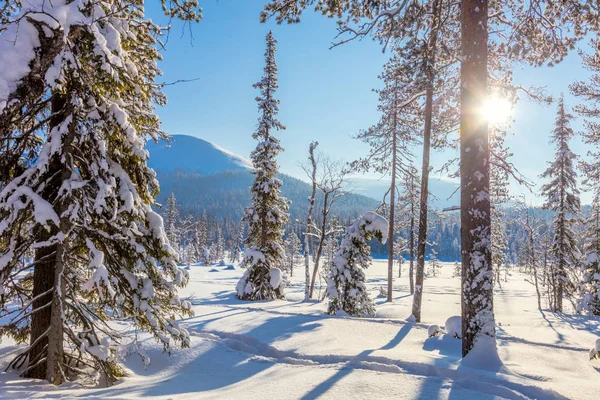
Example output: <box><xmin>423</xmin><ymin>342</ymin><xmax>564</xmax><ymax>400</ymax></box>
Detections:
<box><xmin>479</xmin><ymin>95</ymin><xmax>513</xmax><ymax>126</ymax></box>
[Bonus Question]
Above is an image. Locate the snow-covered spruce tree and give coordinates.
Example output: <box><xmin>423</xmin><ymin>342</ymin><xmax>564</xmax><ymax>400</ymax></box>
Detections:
<box><xmin>427</xmin><ymin>249</ymin><xmax>441</xmax><ymax>277</ymax></box>
<box><xmin>453</xmin><ymin>262</ymin><xmax>461</xmax><ymax>278</ymax></box>
<box><xmin>540</xmin><ymin>95</ymin><xmax>581</xmax><ymax>313</ymax></box>
<box><xmin>236</xmin><ymin>31</ymin><xmax>289</xmax><ymax>300</ymax></box>
<box><xmin>283</xmin><ymin>231</ymin><xmax>302</xmax><ymax>277</ymax></box>
<box><xmin>215</xmin><ymin>227</ymin><xmax>225</xmax><ymax>262</ymax></box>
<box><xmin>490</xmin><ymin>128</ymin><xmax>511</xmax><ymax>285</ymax></box>
<box><xmin>394</xmin><ymin>236</ymin><xmax>407</xmax><ymax>278</ymax></box>
<box><xmin>165</xmin><ymin>193</ymin><xmax>180</xmax><ymax>254</ymax></box>
<box><xmin>0</xmin><ymin>0</ymin><xmax>201</xmax><ymax>385</ymax></box>
<box><xmin>579</xmin><ymin>251</ymin><xmax>600</xmax><ymax>315</ymax></box>
<box><xmin>326</xmin><ymin>212</ymin><xmax>388</xmax><ymax>317</ymax></box>
<box><xmin>206</xmin><ymin>245</ymin><xmax>215</xmax><ymax>265</ymax></box>
<box><xmin>323</xmin><ymin>235</ymin><xmax>339</xmax><ymax>267</ymax></box>
<box><xmin>571</xmin><ymin>39</ymin><xmax>600</xmax><ymax>316</ymax></box>
<box><xmin>197</xmin><ymin>212</ymin><xmax>209</xmax><ymax>265</ymax></box>
<box><xmin>185</xmin><ymin>244</ymin><xmax>196</xmax><ymax>268</ymax></box>
<box><xmin>229</xmin><ymin>223</ymin><xmax>244</xmax><ymax>263</ymax></box>
<box><xmin>578</xmin><ymin>191</ymin><xmax>600</xmax><ymax>315</ymax></box>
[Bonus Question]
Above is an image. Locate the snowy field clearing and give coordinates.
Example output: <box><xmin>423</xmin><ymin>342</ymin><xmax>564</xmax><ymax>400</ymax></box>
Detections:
<box><xmin>1</xmin><ymin>261</ymin><xmax>599</xmax><ymax>399</ymax></box>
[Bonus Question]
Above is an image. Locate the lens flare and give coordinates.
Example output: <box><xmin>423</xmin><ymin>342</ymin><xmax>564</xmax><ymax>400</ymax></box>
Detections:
<box><xmin>480</xmin><ymin>95</ymin><xmax>512</xmax><ymax>125</ymax></box>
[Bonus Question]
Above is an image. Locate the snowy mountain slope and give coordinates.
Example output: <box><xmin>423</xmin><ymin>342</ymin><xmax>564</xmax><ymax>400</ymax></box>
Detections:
<box><xmin>146</xmin><ymin>134</ymin><xmax>252</xmax><ymax>175</ymax></box>
<box><xmin>146</xmin><ymin>135</ymin><xmax>379</xmax><ymax>222</ymax></box>
<box><xmin>1</xmin><ymin>261</ymin><xmax>598</xmax><ymax>399</ymax></box>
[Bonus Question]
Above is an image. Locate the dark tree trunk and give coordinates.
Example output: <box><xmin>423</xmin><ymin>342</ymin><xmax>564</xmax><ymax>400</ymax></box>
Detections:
<box><xmin>26</xmin><ymin>243</ymin><xmax>57</xmax><ymax>379</ymax></box>
<box><xmin>304</xmin><ymin>142</ymin><xmax>318</xmax><ymax>300</ymax></box>
<box><xmin>387</xmin><ymin>111</ymin><xmax>397</xmax><ymax>302</ymax></box>
<box><xmin>555</xmin><ymin>180</ymin><xmax>566</xmax><ymax>312</ymax></box>
<box><xmin>309</xmin><ymin>192</ymin><xmax>329</xmax><ymax>298</ymax></box>
<box><xmin>460</xmin><ymin>0</ymin><xmax>496</xmax><ymax>358</ymax></box>
<box><xmin>412</xmin><ymin>0</ymin><xmax>441</xmax><ymax>322</ymax></box>
<box><xmin>25</xmin><ymin>94</ymin><xmax>72</xmax><ymax>383</ymax></box>
<box><xmin>25</xmin><ymin>94</ymin><xmax>67</xmax><ymax>381</ymax></box>
<box><xmin>412</xmin><ymin>78</ymin><xmax>434</xmax><ymax>321</ymax></box>
<box><xmin>531</xmin><ymin>241</ymin><xmax>542</xmax><ymax>310</ymax></box>
<box><xmin>409</xmin><ymin>176</ymin><xmax>415</xmax><ymax>295</ymax></box>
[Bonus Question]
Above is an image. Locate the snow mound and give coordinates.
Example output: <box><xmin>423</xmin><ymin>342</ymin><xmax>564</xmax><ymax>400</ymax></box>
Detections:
<box><xmin>445</xmin><ymin>316</ymin><xmax>461</xmax><ymax>339</ymax></box>
<box><xmin>428</xmin><ymin>325</ymin><xmax>442</xmax><ymax>338</ymax></box>
<box><xmin>270</xmin><ymin>268</ymin><xmax>283</xmax><ymax>289</ymax></box>
<box><xmin>461</xmin><ymin>335</ymin><xmax>505</xmax><ymax>372</ymax></box>
<box><xmin>209</xmin><ymin>268</ymin><xmax>219</xmax><ymax>273</ymax></box>
<box><xmin>223</xmin><ymin>265</ymin><xmax>236</xmax><ymax>271</ymax></box>
<box><xmin>590</xmin><ymin>338</ymin><xmax>600</xmax><ymax>360</ymax></box>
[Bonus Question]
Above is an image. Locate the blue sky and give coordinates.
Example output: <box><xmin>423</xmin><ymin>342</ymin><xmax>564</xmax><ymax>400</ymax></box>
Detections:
<box><xmin>148</xmin><ymin>1</ymin><xmax>594</xmax><ymax>205</ymax></box>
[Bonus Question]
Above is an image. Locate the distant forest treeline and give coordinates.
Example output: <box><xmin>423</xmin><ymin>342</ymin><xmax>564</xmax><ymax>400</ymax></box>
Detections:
<box><xmin>156</xmin><ymin>168</ymin><xmax>590</xmax><ymax>263</ymax></box>
<box><xmin>155</xmin><ymin>169</ymin><xmax>379</xmax><ymax>221</ymax></box>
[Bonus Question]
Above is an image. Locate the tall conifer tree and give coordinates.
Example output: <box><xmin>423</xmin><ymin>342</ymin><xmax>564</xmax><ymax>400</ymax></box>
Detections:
<box><xmin>571</xmin><ymin>39</ymin><xmax>600</xmax><ymax>315</ymax></box>
<box><xmin>0</xmin><ymin>0</ymin><xmax>201</xmax><ymax>384</ymax></box>
<box><xmin>540</xmin><ymin>96</ymin><xmax>581</xmax><ymax>312</ymax></box>
<box><xmin>236</xmin><ymin>31</ymin><xmax>289</xmax><ymax>300</ymax></box>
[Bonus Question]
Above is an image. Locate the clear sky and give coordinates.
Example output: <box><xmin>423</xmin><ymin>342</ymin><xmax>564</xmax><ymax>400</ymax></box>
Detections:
<box><xmin>148</xmin><ymin>0</ymin><xmax>594</xmax><ymax>205</ymax></box>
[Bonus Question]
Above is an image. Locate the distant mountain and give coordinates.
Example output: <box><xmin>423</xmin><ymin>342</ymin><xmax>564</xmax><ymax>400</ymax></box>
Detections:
<box><xmin>146</xmin><ymin>135</ymin><xmax>379</xmax><ymax>222</ymax></box>
<box><xmin>146</xmin><ymin>135</ymin><xmax>251</xmax><ymax>175</ymax></box>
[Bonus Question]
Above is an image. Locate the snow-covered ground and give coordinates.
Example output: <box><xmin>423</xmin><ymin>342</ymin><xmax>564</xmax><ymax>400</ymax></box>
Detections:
<box><xmin>1</xmin><ymin>261</ymin><xmax>599</xmax><ymax>399</ymax></box>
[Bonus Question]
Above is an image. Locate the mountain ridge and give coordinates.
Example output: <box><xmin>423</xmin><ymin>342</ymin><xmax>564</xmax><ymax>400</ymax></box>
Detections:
<box><xmin>146</xmin><ymin>134</ymin><xmax>252</xmax><ymax>175</ymax></box>
<box><xmin>146</xmin><ymin>134</ymin><xmax>379</xmax><ymax>222</ymax></box>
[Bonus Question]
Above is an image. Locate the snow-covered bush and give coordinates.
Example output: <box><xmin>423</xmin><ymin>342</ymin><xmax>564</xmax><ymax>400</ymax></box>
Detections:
<box><xmin>445</xmin><ymin>316</ymin><xmax>462</xmax><ymax>339</ymax></box>
<box><xmin>326</xmin><ymin>212</ymin><xmax>388</xmax><ymax>317</ymax></box>
<box><xmin>270</xmin><ymin>267</ymin><xmax>284</xmax><ymax>291</ymax></box>
<box><xmin>589</xmin><ymin>338</ymin><xmax>600</xmax><ymax>361</ymax></box>
<box><xmin>453</xmin><ymin>262</ymin><xmax>461</xmax><ymax>278</ymax></box>
<box><xmin>579</xmin><ymin>252</ymin><xmax>600</xmax><ymax>315</ymax></box>
<box><xmin>428</xmin><ymin>325</ymin><xmax>442</xmax><ymax>338</ymax></box>
<box><xmin>236</xmin><ymin>250</ymin><xmax>286</xmax><ymax>300</ymax></box>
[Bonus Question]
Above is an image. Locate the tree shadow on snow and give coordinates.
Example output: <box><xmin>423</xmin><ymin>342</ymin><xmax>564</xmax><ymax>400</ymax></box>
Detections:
<box><xmin>188</xmin><ymin>289</ymin><xmax>244</xmax><ymax>306</ymax></box>
<box><xmin>136</xmin><ymin>314</ymin><xmax>322</xmax><ymax>397</ymax></box>
<box><xmin>415</xmin><ymin>334</ymin><xmax>462</xmax><ymax>400</ymax></box>
<box><xmin>539</xmin><ymin>310</ymin><xmax>567</xmax><ymax>344</ymax></box>
<box><xmin>553</xmin><ymin>312</ymin><xmax>600</xmax><ymax>334</ymax></box>
<box><xmin>300</xmin><ymin>323</ymin><xmax>414</xmax><ymax>399</ymax></box>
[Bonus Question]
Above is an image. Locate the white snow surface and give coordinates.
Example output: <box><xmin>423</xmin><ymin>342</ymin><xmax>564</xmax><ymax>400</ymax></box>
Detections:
<box><xmin>1</xmin><ymin>260</ymin><xmax>599</xmax><ymax>399</ymax></box>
